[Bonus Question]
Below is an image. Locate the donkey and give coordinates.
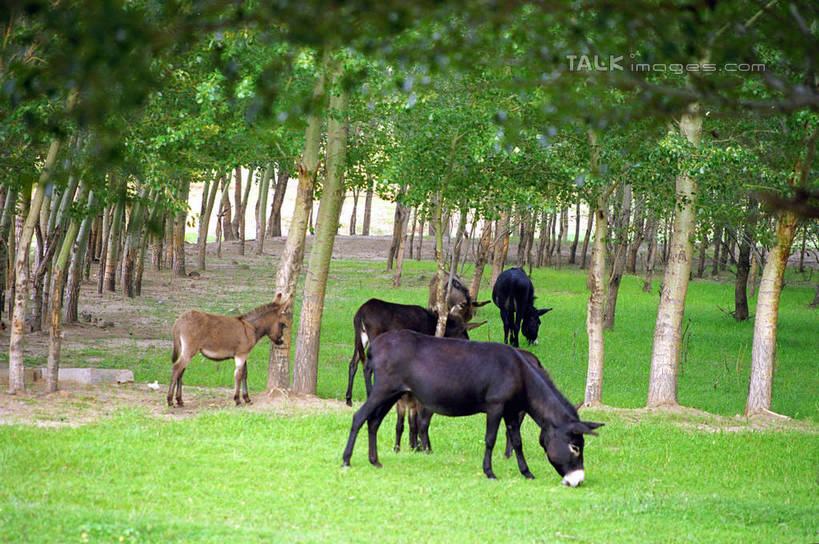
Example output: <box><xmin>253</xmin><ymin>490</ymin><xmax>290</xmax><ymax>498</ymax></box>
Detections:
<box><xmin>344</xmin><ymin>298</ymin><xmax>484</xmax><ymax>406</ymax></box>
<box><xmin>428</xmin><ymin>270</ymin><xmax>490</xmax><ymax>323</ymax></box>
<box><xmin>492</xmin><ymin>267</ymin><xmax>552</xmax><ymax>347</ymax></box>
<box><xmin>168</xmin><ymin>293</ymin><xmax>292</xmax><ymax>407</ymax></box>
<box><xmin>342</xmin><ymin>330</ymin><xmax>603</xmax><ymax>486</ymax></box>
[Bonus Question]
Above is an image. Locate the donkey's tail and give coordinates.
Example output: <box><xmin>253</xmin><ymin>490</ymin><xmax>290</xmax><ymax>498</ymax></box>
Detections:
<box><xmin>171</xmin><ymin>333</ymin><xmax>180</xmax><ymax>364</ymax></box>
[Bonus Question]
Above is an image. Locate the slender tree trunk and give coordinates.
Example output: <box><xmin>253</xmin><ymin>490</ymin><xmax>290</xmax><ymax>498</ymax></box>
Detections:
<box><xmin>232</xmin><ymin>167</ymin><xmax>242</xmax><ymax>240</ymax></box>
<box><xmin>734</xmin><ymin>201</ymin><xmax>758</xmax><ymax>321</ymax></box>
<box><xmin>104</xmin><ymin>188</ymin><xmax>125</xmax><ymax>292</ymax></box>
<box><xmin>392</xmin><ymin>202</ymin><xmax>411</xmax><ymax>287</ymax></box>
<box><xmin>255</xmin><ymin>165</ymin><xmax>272</xmax><ymax>255</ymax></box>
<box><xmin>408</xmin><ymin>207</ymin><xmax>417</xmax><ymax>259</ymax></box>
<box><xmin>65</xmin><ymin>191</ymin><xmax>96</xmax><ymax>322</ymax></box>
<box><xmin>173</xmin><ymin>181</ymin><xmax>189</xmax><ymax>277</ymax></box>
<box><xmin>696</xmin><ymin>229</ymin><xmax>708</xmax><ymax>279</ymax></box>
<box><xmin>470</xmin><ymin>219</ymin><xmax>492</xmax><ymax>300</ymax></box>
<box><xmin>221</xmin><ymin>175</ymin><xmax>234</xmax><ymax>241</ymax></box>
<box><xmin>603</xmin><ymin>184</ymin><xmax>631</xmax><ymax>330</ymax></box>
<box><xmin>536</xmin><ymin>211</ymin><xmax>549</xmax><ymax>267</ymax></box>
<box><xmin>643</xmin><ymin>216</ymin><xmax>659</xmax><ymax>292</ymax></box>
<box><xmin>711</xmin><ymin>225</ymin><xmax>723</xmax><ymax>277</ymax></box>
<box><xmin>626</xmin><ymin>197</ymin><xmax>645</xmax><ymax>274</ymax></box>
<box><xmin>580</xmin><ymin>209</ymin><xmax>594</xmax><ymax>269</ymax></box>
<box><xmin>798</xmin><ymin>227</ymin><xmax>806</xmax><ymax>273</ymax></box>
<box><xmin>268</xmin><ymin>165</ymin><xmax>290</xmax><ymax>238</ymax></box>
<box><xmin>349</xmin><ymin>187</ymin><xmax>359</xmax><ymax>235</ymax></box>
<box><xmin>292</xmin><ymin>72</ymin><xmax>348</xmax><ymax>395</ymax></box>
<box><xmin>386</xmin><ymin>202</ymin><xmax>405</xmax><ymax>271</ymax></box>
<box><xmin>198</xmin><ymin>172</ymin><xmax>222</xmax><ymax>270</ymax></box>
<box><xmin>490</xmin><ymin>211</ymin><xmax>510</xmax><ymax>290</ymax></box>
<box><xmin>451</xmin><ymin>208</ymin><xmax>468</xmax><ymax>273</ymax></box>
<box><xmin>749</xmin><ymin>252</ymin><xmax>760</xmax><ymax>297</ymax></box>
<box><xmin>585</xmin><ymin>205</ymin><xmax>609</xmax><ymax>406</ymax></box>
<box><xmin>583</xmin><ymin>129</ymin><xmax>612</xmax><ymax>407</ymax></box>
<box><xmin>46</xmin><ymin>189</ymin><xmax>86</xmax><ymax>391</ymax></box>
<box><xmin>122</xmin><ymin>187</ymin><xmax>151</xmax><ymax>297</ymax></box>
<box><xmin>569</xmin><ymin>201</ymin><xmax>581</xmax><ymax>264</ymax></box>
<box><xmin>97</xmin><ymin>206</ymin><xmax>111</xmax><ymax>293</ymax></box>
<box><xmin>267</xmin><ymin>66</ymin><xmax>325</xmax><ymax>392</ymax></box>
<box><xmin>647</xmin><ymin>103</ymin><xmax>702</xmax><ymax>408</ymax></box>
<box><xmin>746</xmin><ymin>126</ymin><xmax>815</xmax><ymax>416</ymax></box>
<box><xmin>9</xmin><ymin>139</ymin><xmax>61</xmax><ymax>393</ymax></box>
<box><xmin>238</xmin><ymin>169</ymin><xmax>252</xmax><ymax>256</ymax></box>
<box><xmin>361</xmin><ymin>177</ymin><xmax>373</xmax><ymax>236</ymax></box>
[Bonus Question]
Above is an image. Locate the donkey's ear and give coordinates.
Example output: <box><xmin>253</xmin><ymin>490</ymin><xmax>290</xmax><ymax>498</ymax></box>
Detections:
<box><xmin>574</xmin><ymin>401</ymin><xmax>583</xmax><ymax>411</ymax></box>
<box><xmin>449</xmin><ymin>301</ymin><xmax>467</xmax><ymax>316</ymax></box>
<box><xmin>472</xmin><ymin>300</ymin><xmax>491</xmax><ymax>308</ymax></box>
<box><xmin>466</xmin><ymin>320</ymin><xmax>487</xmax><ymax>330</ymax></box>
<box><xmin>568</xmin><ymin>421</ymin><xmax>604</xmax><ymax>436</ymax></box>
<box><xmin>538</xmin><ymin>307</ymin><xmax>553</xmax><ymax>316</ymax></box>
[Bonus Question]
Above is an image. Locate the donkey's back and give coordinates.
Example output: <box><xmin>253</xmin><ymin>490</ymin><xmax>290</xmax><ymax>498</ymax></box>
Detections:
<box><xmin>172</xmin><ymin>310</ymin><xmax>251</xmax><ymax>361</ymax></box>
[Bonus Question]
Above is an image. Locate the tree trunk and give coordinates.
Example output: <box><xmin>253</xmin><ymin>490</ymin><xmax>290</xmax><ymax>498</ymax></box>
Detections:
<box><xmin>122</xmin><ymin>187</ymin><xmax>151</xmax><ymax>297</ymax></box>
<box><xmin>97</xmin><ymin>206</ymin><xmax>111</xmax><ymax>293</ymax></box>
<box><xmin>349</xmin><ymin>187</ymin><xmax>359</xmax><ymax>235</ymax></box>
<box><xmin>255</xmin><ymin>165</ymin><xmax>272</xmax><ymax>255</ymax></box>
<box><xmin>391</xmin><ymin>202</ymin><xmax>411</xmax><ymax>287</ymax></box>
<box><xmin>267</xmin><ymin>66</ymin><xmax>325</xmax><ymax>392</ymax></box>
<box><xmin>696</xmin><ymin>230</ymin><xmax>708</xmax><ymax>279</ymax></box>
<box><xmin>489</xmin><ymin>211</ymin><xmax>510</xmax><ymax>290</ymax></box>
<box><xmin>9</xmin><ymin>139</ymin><xmax>61</xmax><ymax>393</ymax></box>
<box><xmin>386</xmin><ymin>202</ymin><xmax>404</xmax><ymax>271</ymax></box>
<box><xmin>536</xmin><ymin>211</ymin><xmax>549</xmax><ymax>268</ymax></box>
<box><xmin>580</xmin><ymin>209</ymin><xmax>594</xmax><ymax>269</ymax></box>
<box><xmin>647</xmin><ymin>104</ymin><xmax>702</xmax><ymax>408</ymax></box>
<box><xmin>745</xmin><ymin>126</ymin><xmax>814</xmax><ymax>416</ymax></box>
<box><xmin>583</xmin><ymin>128</ymin><xmax>611</xmax><ymax>407</ymax></box>
<box><xmin>232</xmin><ymin>166</ymin><xmax>242</xmax><ymax>240</ymax></box>
<box><xmin>292</xmin><ymin>72</ymin><xmax>348</xmax><ymax>396</ymax></box>
<box><xmin>569</xmin><ymin>201</ymin><xmax>581</xmax><ymax>264</ymax></box>
<box><xmin>470</xmin><ymin>219</ymin><xmax>492</xmax><ymax>300</ymax></box>
<box><xmin>408</xmin><ymin>207</ymin><xmax>417</xmax><ymax>259</ymax></box>
<box><xmin>198</xmin><ymin>172</ymin><xmax>222</xmax><ymax>270</ymax></box>
<box><xmin>603</xmin><ymin>184</ymin><xmax>631</xmax><ymax>331</ymax></box>
<box><xmin>415</xmin><ymin>210</ymin><xmax>425</xmax><ymax>261</ymax></box>
<box><xmin>221</xmin><ymin>175</ymin><xmax>234</xmax><ymax>241</ymax></box>
<box><xmin>238</xmin><ymin>169</ymin><xmax>252</xmax><ymax>256</ymax></box>
<box><xmin>584</xmin><ymin>206</ymin><xmax>608</xmax><ymax>406</ymax></box>
<box><xmin>643</xmin><ymin>216</ymin><xmax>659</xmax><ymax>292</ymax></box>
<box><xmin>173</xmin><ymin>181</ymin><xmax>189</xmax><ymax>277</ymax></box>
<box><xmin>626</xmin><ymin>197</ymin><xmax>645</xmax><ymax>274</ymax></box>
<box><xmin>451</xmin><ymin>208</ymin><xmax>468</xmax><ymax>273</ymax></box>
<box><xmin>749</xmin><ymin>252</ymin><xmax>760</xmax><ymax>297</ymax></box>
<box><xmin>734</xmin><ymin>201</ymin><xmax>758</xmax><ymax>321</ymax></box>
<box><xmin>64</xmin><ymin>191</ymin><xmax>96</xmax><ymax>323</ymax></box>
<box><xmin>711</xmin><ymin>225</ymin><xmax>723</xmax><ymax>277</ymax></box>
<box><xmin>361</xmin><ymin>177</ymin><xmax>374</xmax><ymax>236</ymax></box>
<box><xmin>46</xmin><ymin>193</ymin><xmax>85</xmax><ymax>392</ymax></box>
<box><xmin>268</xmin><ymin>164</ymin><xmax>290</xmax><ymax>238</ymax></box>
<box><xmin>104</xmin><ymin>189</ymin><xmax>126</xmax><ymax>292</ymax></box>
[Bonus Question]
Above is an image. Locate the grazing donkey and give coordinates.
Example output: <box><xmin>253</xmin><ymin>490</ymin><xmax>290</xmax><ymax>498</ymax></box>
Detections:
<box><xmin>427</xmin><ymin>270</ymin><xmax>490</xmax><ymax>323</ymax></box>
<box><xmin>492</xmin><ymin>267</ymin><xmax>552</xmax><ymax>347</ymax></box>
<box><xmin>168</xmin><ymin>293</ymin><xmax>292</xmax><ymax>407</ymax></box>
<box><xmin>342</xmin><ymin>330</ymin><xmax>603</xmax><ymax>486</ymax></box>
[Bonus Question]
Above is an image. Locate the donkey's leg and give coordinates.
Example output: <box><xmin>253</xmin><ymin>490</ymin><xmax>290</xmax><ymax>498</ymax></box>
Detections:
<box><xmin>504</xmin><ymin>411</ymin><xmax>526</xmax><ymax>459</ymax></box>
<box><xmin>366</xmin><ymin>399</ymin><xmax>399</xmax><ymax>468</ymax></box>
<box><xmin>504</xmin><ymin>412</ymin><xmax>533</xmax><ymax>479</ymax></box>
<box><xmin>168</xmin><ymin>354</ymin><xmax>192</xmax><ymax>407</ymax></box>
<box><xmin>346</xmin><ymin>349</ymin><xmax>359</xmax><ymax>407</ymax></box>
<box><xmin>499</xmin><ymin>307</ymin><xmax>511</xmax><ymax>345</ymax></box>
<box><xmin>417</xmin><ymin>407</ymin><xmax>434</xmax><ymax>453</ymax></box>
<box><xmin>394</xmin><ymin>398</ymin><xmax>406</xmax><ymax>452</ymax></box>
<box><xmin>482</xmin><ymin>405</ymin><xmax>504</xmax><ymax>479</ymax></box>
<box><xmin>241</xmin><ymin>362</ymin><xmax>251</xmax><ymax>404</ymax></box>
<box><xmin>233</xmin><ymin>356</ymin><xmax>247</xmax><ymax>406</ymax></box>
<box><xmin>342</xmin><ymin>389</ymin><xmax>398</xmax><ymax>467</ymax></box>
<box><xmin>408</xmin><ymin>402</ymin><xmax>419</xmax><ymax>451</ymax></box>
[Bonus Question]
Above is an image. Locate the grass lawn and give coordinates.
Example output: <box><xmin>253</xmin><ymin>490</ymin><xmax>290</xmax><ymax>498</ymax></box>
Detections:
<box><xmin>1</xmin><ymin>253</ymin><xmax>817</xmax><ymax>542</ymax></box>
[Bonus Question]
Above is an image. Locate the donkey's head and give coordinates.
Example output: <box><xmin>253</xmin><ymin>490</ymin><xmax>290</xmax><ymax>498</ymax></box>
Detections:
<box><xmin>539</xmin><ymin>420</ymin><xmax>604</xmax><ymax>487</ymax></box>
<box><xmin>249</xmin><ymin>293</ymin><xmax>293</xmax><ymax>345</ymax></box>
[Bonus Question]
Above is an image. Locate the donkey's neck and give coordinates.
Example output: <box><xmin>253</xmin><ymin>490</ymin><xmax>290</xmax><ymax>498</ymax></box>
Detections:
<box><xmin>522</xmin><ymin>363</ymin><xmax>577</xmax><ymax>429</ymax></box>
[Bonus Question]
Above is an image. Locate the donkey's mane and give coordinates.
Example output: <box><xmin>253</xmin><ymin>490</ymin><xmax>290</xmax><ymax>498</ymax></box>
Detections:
<box><xmin>521</xmin><ymin>356</ymin><xmax>579</xmax><ymax>423</ymax></box>
<box><xmin>240</xmin><ymin>301</ymin><xmax>283</xmax><ymax>322</ymax></box>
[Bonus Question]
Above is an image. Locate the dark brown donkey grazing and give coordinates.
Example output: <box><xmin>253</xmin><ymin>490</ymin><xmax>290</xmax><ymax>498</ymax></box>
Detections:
<box><xmin>168</xmin><ymin>293</ymin><xmax>292</xmax><ymax>407</ymax></box>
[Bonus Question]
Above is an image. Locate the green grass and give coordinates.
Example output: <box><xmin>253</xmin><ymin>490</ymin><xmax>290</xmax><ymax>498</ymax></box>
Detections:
<box><xmin>0</xmin><ymin>409</ymin><xmax>816</xmax><ymax>543</ymax></box>
<box><xmin>2</xmin><ymin>255</ymin><xmax>818</xmax><ymax>542</ymax></box>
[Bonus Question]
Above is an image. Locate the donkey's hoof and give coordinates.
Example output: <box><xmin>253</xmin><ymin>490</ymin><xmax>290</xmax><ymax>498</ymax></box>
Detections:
<box><xmin>394</xmin><ymin>445</ymin><xmax>401</xmax><ymax>453</ymax></box>
<box><xmin>243</xmin><ymin>397</ymin><xmax>253</xmax><ymax>405</ymax></box>
<box><xmin>345</xmin><ymin>399</ymin><xmax>352</xmax><ymax>407</ymax></box>
<box><xmin>176</xmin><ymin>400</ymin><xmax>184</xmax><ymax>407</ymax></box>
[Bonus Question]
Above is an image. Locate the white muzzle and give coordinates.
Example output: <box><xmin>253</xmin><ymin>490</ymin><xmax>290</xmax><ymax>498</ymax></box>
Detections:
<box><xmin>562</xmin><ymin>469</ymin><xmax>585</xmax><ymax>487</ymax></box>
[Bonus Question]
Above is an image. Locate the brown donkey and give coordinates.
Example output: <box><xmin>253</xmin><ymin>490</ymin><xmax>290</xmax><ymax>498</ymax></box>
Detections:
<box><xmin>168</xmin><ymin>293</ymin><xmax>292</xmax><ymax>407</ymax></box>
